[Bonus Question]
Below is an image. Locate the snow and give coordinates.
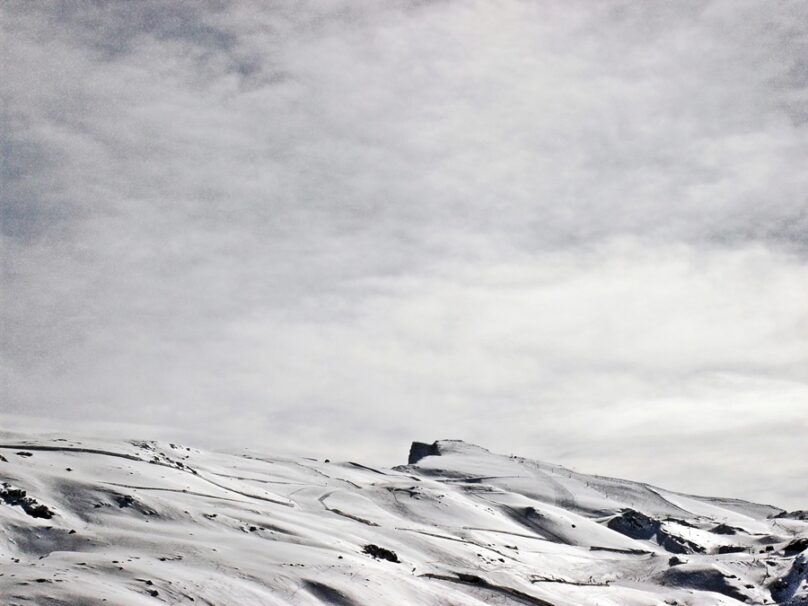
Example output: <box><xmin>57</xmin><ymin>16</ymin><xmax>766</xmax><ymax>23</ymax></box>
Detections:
<box><xmin>0</xmin><ymin>433</ymin><xmax>805</xmax><ymax>605</ymax></box>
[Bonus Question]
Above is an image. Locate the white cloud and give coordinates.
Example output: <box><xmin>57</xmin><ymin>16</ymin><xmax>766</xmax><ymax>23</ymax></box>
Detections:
<box><xmin>2</xmin><ymin>0</ymin><xmax>806</xmax><ymax>507</ymax></box>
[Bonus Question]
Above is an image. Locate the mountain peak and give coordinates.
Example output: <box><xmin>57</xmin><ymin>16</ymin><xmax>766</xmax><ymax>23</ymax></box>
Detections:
<box><xmin>407</xmin><ymin>439</ymin><xmax>492</xmax><ymax>464</ymax></box>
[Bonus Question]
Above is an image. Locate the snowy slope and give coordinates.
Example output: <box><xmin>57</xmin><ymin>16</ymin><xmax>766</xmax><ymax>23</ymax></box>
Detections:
<box><xmin>0</xmin><ymin>433</ymin><xmax>806</xmax><ymax>605</ymax></box>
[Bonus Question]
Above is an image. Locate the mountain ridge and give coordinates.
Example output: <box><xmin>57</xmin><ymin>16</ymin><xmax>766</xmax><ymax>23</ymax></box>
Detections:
<box><xmin>0</xmin><ymin>431</ymin><xmax>805</xmax><ymax>605</ymax></box>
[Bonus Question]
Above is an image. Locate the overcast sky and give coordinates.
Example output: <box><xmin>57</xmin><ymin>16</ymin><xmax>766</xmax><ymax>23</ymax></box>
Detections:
<box><xmin>1</xmin><ymin>0</ymin><xmax>806</xmax><ymax>508</ymax></box>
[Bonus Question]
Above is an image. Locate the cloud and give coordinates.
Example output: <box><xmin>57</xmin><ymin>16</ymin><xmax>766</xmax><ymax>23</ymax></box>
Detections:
<box><xmin>1</xmin><ymin>0</ymin><xmax>806</xmax><ymax>507</ymax></box>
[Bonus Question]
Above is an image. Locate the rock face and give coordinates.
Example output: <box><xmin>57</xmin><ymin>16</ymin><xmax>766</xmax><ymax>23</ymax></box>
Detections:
<box><xmin>0</xmin><ymin>432</ymin><xmax>805</xmax><ymax>606</ymax></box>
<box><xmin>607</xmin><ymin>508</ymin><xmax>705</xmax><ymax>554</ymax></box>
<box><xmin>776</xmin><ymin>510</ymin><xmax>808</xmax><ymax>521</ymax></box>
<box><xmin>0</xmin><ymin>482</ymin><xmax>54</xmax><ymax>519</ymax></box>
<box><xmin>407</xmin><ymin>440</ymin><xmax>441</xmax><ymax>464</ymax></box>
<box><xmin>362</xmin><ymin>544</ymin><xmax>400</xmax><ymax>563</ymax></box>
<box><xmin>770</xmin><ymin>555</ymin><xmax>808</xmax><ymax>604</ymax></box>
<box><xmin>659</xmin><ymin>564</ymin><xmax>751</xmax><ymax>602</ymax></box>
<box><xmin>607</xmin><ymin>508</ymin><xmax>659</xmax><ymax>540</ymax></box>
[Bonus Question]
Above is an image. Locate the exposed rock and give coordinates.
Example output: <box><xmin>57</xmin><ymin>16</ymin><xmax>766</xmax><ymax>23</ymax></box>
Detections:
<box><xmin>659</xmin><ymin>565</ymin><xmax>749</xmax><ymax>602</ymax></box>
<box><xmin>770</xmin><ymin>555</ymin><xmax>808</xmax><ymax>604</ymax></box>
<box><xmin>408</xmin><ymin>441</ymin><xmax>440</xmax><ymax>465</ymax></box>
<box><xmin>608</xmin><ymin>509</ymin><xmax>658</xmax><ymax>540</ymax></box>
<box><xmin>659</xmin><ymin>533</ymin><xmax>705</xmax><ymax>555</ymax></box>
<box><xmin>0</xmin><ymin>483</ymin><xmax>54</xmax><ymax>519</ymax></box>
<box><xmin>607</xmin><ymin>509</ymin><xmax>704</xmax><ymax>554</ymax></box>
<box><xmin>784</xmin><ymin>538</ymin><xmax>808</xmax><ymax>556</ymax></box>
<box><xmin>711</xmin><ymin>523</ymin><xmax>740</xmax><ymax>535</ymax></box>
<box><xmin>772</xmin><ymin>510</ymin><xmax>808</xmax><ymax>521</ymax></box>
<box><xmin>109</xmin><ymin>492</ymin><xmax>156</xmax><ymax>516</ymax></box>
<box><xmin>362</xmin><ymin>544</ymin><xmax>399</xmax><ymax>563</ymax></box>
<box><xmin>114</xmin><ymin>494</ymin><xmax>137</xmax><ymax>508</ymax></box>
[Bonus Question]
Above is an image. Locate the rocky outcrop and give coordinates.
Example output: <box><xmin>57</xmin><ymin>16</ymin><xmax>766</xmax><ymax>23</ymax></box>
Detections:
<box><xmin>408</xmin><ymin>441</ymin><xmax>440</xmax><ymax>464</ymax></box>
<box><xmin>774</xmin><ymin>510</ymin><xmax>808</xmax><ymax>521</ymax></box>
<box><xmin>607</xmin><ymin>509</ymin><xmax>658</xmax><ymax>540</ymax></box>
<box><xmin>0</xmin><ymin>483</ymin><xmax>54</xmax><ymax>519</ymax></box>
<box><xmin>770</xmin><ymin>555</ymin><xmax>808</xmax><ymax>604</ymax></box>
<box><xmin>659</xmin><ymin>564</ymin><xmax>751</xmax><ymax>602</ymax></box>
<box><xmin>607</xmin><ymin>509</ymin><xmax>704</xmax><ymax>554</ymax></box>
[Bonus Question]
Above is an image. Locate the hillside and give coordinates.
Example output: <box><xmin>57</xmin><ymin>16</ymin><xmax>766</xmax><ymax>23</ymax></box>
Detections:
<box><xmin>1</xmin><ymin>432</ymin><xmax>806</xmax><ymax>605</ymax></box>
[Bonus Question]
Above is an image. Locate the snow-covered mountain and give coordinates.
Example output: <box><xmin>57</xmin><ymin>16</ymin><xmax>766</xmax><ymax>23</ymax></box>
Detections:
<box><xmin>1</xmin><ymin>432</ymin><xmax>805</xmax><ymax>605</ymax></box>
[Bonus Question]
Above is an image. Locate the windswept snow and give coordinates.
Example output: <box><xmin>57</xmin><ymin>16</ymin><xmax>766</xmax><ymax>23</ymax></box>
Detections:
<box><xmin>0</xmin><ymin>433</ymin><xmax>805</xmax><ymax>605</ymax></box>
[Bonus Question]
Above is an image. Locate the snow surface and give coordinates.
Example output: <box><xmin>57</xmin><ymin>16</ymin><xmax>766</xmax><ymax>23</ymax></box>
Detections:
<box><xmin>0</xmin><ymin>433</ymin><xmax>805</xmax><ymax>605</ymax></box>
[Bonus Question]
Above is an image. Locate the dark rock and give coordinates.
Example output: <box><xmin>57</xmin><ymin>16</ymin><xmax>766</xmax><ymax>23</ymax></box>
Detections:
<box><xmin>660</xmin><ymin>534</ymin><xmax>705</xmax><ymax>555</ymax></box>
<box><xmin>717</xmin><ymin>545</ymin><xmax>746</xmax><ymax>554</ymax></box>
<box><xmin>784</xmin><ymin>538</ymin><xmax>808</xmax><ymax>556</ymax></box>
<box><xmin>607</xmin><ymin>509</ymin><xmax>659</xmax><ymax>541</ymax></box>
<box><xmin>711</xmin><ymin>523</ymin><xmax>740</xmax><ymax>535</ymax></box>
<box><xmin>110</xmin><ymin>492</ymin><xmax>156</xmax><ymax>516</ymax></box>
<box><xmin>408</xmin><ymin>441</ymin><xmax>440</xmax><ymax>465</ymax></box>
<box><xmin>664</xmin><ymin>517</ymin><xmax>698</xmax><ymax>528</ymax></box>
<box><xmin>770</xmin><ymin>555</ymin><xmax>808</xmax><ymax>603</ymax></box>
<box><xmin>114</xmin><ymin>494</ymin><xmax>136</xmax><ymax>508</ymax></box>
<box><xmin>608</xmin><ymin>509</ymin><xmax>704</xmax><ymax>554</ymax></box>
<box><xmin>362</xmin><ymin>544</ymin><xmax>399</xmax><ymax>563</ymax></box>
<box><xmin>772</xmin><ymin>510</ymin><xmax>808</xmax><ymax>521</ymax></box>
<box><xmin>0</xmin><ymin>483</ymin><xmax>54</xmax><ymax>519</ymax></box>
<box><xmin>660</xmin><ymin>566</ymin><xmax>748</xmax><ymax>602</ymax></box>
<box><xmin>456</xmin><ymin>573</ymin><xmax>488</xmax><ymax>586</ymax></box>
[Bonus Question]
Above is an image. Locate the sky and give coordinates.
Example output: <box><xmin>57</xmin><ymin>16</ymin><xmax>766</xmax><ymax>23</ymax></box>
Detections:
<box><xmin>1</xmin><ymin>0</ymin><xmax>806</xmax><ymax>509</ymax></box>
